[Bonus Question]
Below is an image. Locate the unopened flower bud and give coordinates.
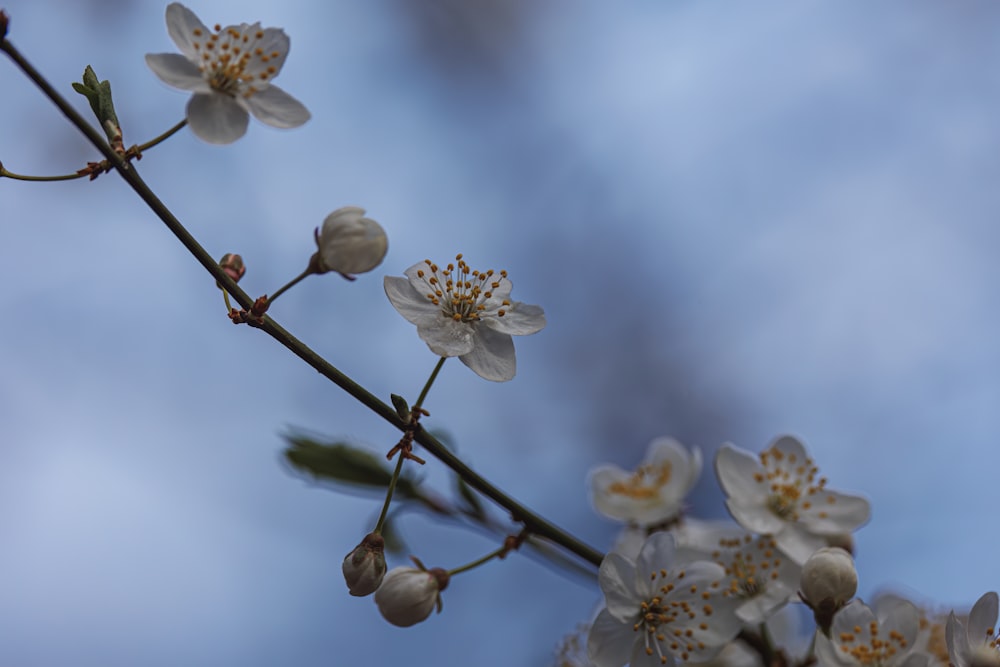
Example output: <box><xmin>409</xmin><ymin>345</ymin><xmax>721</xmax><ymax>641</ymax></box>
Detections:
<box><xmin>342</xmin><ymin>532</ymin><xmax>386</xmax><ymax>597</ymax></box>
<box><xmin>801</xmin><ymin>546</ymin><xmax>857</xmax><ymax>635</ymax></box>
<box><xmin>217</xmin><ymin>253</ymin><xmax>246</xmax><ymax>283</ymax></box>
<box><xmin>314</xmin><ymin>206</ymin><xmax>387</xmax><ymax>276</ymax></box>
<box><xmin>374</xmin><ymin>565</ymin><xmax>450</xmax><ymax>627</ymax></box>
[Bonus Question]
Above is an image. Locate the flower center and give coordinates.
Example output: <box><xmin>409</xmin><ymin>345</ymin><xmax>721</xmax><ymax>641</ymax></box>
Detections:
<box><xmin>414</xmin><ymin>254</ymin><xmax>510</xmax><ymax>323</ymax></box>
<box><xmin>608</xmin><ymin>462</ymin><xmax>672</xmax><ymax>500</ymax></box>
<box><xmin>711</xmin><ymin>535</ymin><xmax>785</xmax><ymax>600</ymax></box>
<box><xmin>752</xmin><ymin>445</ymin><xmax>828</xmax><ymax>522</ymax></box>
<box><xmin>834</xmin><ymin>620</ymin><xmax>910</xmax><ymax>667</ymax></box>
<box><xmin>190</xmin><ymin>23</ymin><xmax>283</xmax><ymax>97</ymax></box>
<box><xmin>631</xmin><ymin>569</ymin><xmax>716</xmax><ymax>665</ymax></box>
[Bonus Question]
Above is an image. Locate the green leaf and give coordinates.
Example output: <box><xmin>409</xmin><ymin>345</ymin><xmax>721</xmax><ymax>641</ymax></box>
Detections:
<box><xmin>283</xmin><ymin>434</ymin><xmax>419</xmax><ymax>498</ymax></box>
<box><xmin>72</xmin><ymin>65</ymin><xmax>120</xmax><ymax>142</ymax></box>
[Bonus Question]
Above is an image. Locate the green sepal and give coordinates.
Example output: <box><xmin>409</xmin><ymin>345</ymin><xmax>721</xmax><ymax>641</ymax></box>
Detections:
<box><xmin>390</xmin><ymin>394</ymin><xmax>410</xmax><ymax>422</ymax></box>
<box><xmin>71</xmin><ymin>65</ymin><xmax>121</xmax><ymax>142</ymax></box>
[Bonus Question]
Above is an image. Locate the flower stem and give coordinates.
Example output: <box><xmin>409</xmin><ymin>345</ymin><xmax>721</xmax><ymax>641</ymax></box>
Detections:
<box><xmin>267</xmin><ymin>268</ymin><xmax>313</xmax><ymax>306</ymax></box>
<box><xmin>374</xmin><ymin>357</ymin><xmax>447</xmax><ymax>534</ymax></box>
<box><xmin>447</xmin><ymin>545</ymin><xmax>507</xmax><ymax>577</ymax></box>
<box><xmin>414</xmin><ymin>357</ymin><xmax>447</xmax><ymax>412</ymax></box>
<box><xmin>134</xmin><ymin>119</ymin><xmax>187</xmax><ymax>153</ymax></box>
<box><xmin>1</xmin><ymin>35</ymin><xmax>605</xmax><ymax>570</ymax></box>
<box><xmin>374</xmin><ymin>453</ymin><xmax>406</xmax><ymax>535</ymax></box>
<box><xmin>0</xmin><ymin>119</ymin><xmax>188</xmax><ymax>183</ymax></box>
<box><xmin>0</xmin><ymin>165</ymin><xmax>86</xmax><ymax>181</ymax></box>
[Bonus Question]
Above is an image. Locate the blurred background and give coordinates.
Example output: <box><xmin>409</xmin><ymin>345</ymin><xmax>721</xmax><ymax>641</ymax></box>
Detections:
<box><xmin>2</xmin><ymin>0</ymin><xmax>999</xmax><ymax>665</ymax></box>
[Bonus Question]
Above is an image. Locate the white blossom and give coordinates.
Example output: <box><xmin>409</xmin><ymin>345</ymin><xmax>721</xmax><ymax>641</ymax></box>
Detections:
<box><xmin>587</xmin><ymin>532</ymin><xmax>741</xmax><ymax>667</ymax></box>
<box><xmin>315</xmin><ymin>207</ymin><xmax>387</xmax><ymax>277</ymax></box>
<box><xmin>714</xmin><ymin>436</ymin><xmax>870</xmax><ymax>564</ymax></box>
<box><xmin>589</xmin><ymin>438</ymin><xmax>702</xmax><ymax>527</ymax></box>
<box><xmin>374</xmin><ymin>566</ymin><xmax>450</xmax><ymax>627</ymax></box>
<box><xmin>145</xmin><ymin>3</ymin><xmax>310</xmax><ymax>144</ymax></box>
<box><xmin>699</xmin><ymin>532</ymin><xmax>802</xmax><ymax>627</ymax></box>
<box><xmin>816</xmin><ymin>598</ymin><xmax>924</xmax><ymax>667</ymax></box>
<box><xmin>384</xmin><ymin>254</ymin><xmax>545</xmax><ymax>382</ymax></box>
<box><xmin>947</xmin><ymin>592</ymin><xmax>1000</xmax><ymax>667</ymax></box>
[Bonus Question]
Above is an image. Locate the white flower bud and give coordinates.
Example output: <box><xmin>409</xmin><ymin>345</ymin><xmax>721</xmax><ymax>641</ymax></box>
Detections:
<box><xmin>315</xmin><ymin>206</ymin><xmax>387</xmax><ymax>276</ymax></box>
<box><xmin>374</xmin><ymin>565</ymin><xmax>450</xmax><ymax>627</ymax></box>
<box><xmin>801</xmin><ymin>546</ymin><xmax>857</xmax><ymax>611</ymax></box>
<box><xmin>342</xmin><ymin>533</ymin><xmax>386</xmax><ymax>597</ymax></box>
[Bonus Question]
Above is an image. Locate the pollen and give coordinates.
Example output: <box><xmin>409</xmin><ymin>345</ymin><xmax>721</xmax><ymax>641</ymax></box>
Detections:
<box><xmin>629</xmin><ymin>568</ymin><xmax>724</xmax><ymax>666</ymax></box>
<box><xmin>413</xmin><ymin>255</ymin><xmax>511</xmax><ymax>324</ymax></box>
<box><xmin>835</xmin><ymin>617</ymin><xmax>912</xmax><ymax>666</ymax></box>
<box><xmin>756</xmin><ymin>443</ymin><xmax>830</xmax><ymax>522</ymax></box>
<box><xmin>191</xmin><ymin>21</ymin><xmax>287</xmax><ymax>98</ymax></box>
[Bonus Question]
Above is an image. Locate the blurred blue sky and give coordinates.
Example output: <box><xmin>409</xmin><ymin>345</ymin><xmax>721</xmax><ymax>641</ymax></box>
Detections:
<box><xmin>3</xmin><ymin>1</ymin><xmax>1000</xmax><ymax>665</ymax></box>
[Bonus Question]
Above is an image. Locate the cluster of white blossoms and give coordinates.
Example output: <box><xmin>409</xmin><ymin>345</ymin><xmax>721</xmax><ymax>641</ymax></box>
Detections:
<box><xmin>101</xmin><ymin>4</ymin><xmax>998</xmax><ymax>663</ymax></box>
<box><xmin>572</xmin><ymin>434</ymin><xmax>989</xmax><ymax>667</ymax></box>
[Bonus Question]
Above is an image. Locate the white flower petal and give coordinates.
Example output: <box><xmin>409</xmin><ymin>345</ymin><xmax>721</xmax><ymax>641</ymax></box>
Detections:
<box><xmin>773</xmin><ymin>523</ymin><xmax>826</xmax><ymax>565</ymax></box>
<box><xmin>634</xmin><ymin>532</ymin><xmax>675</xmax><ymax>593</ymax></box>
<box><xmin>459</xmin><ymin>326</ymin><xmax>515</xmax><ymax>381</ymax></box>
<box><xmin>186</xmin><ymin>93</ymin><xmax>249</xmax><ymax>144</ymax></box>
<box><xmin>480</xmin><ymin>275</ymin><xmax>513</xmax><ymax>303</ymax></box>
<box><xmin>815</xmin><ymin>633</ymin><xmax>844</xmax><ymax>667</ymax></box>
<box><xmin>724</xmin><ymin>498</ymin><xmax>785</xmax><ymax>535</ymax></box>
<box><xmin>645</xmin><ymin>438</ymin><xmax>701</xmax><ymax>497</ymax></box>
<box><xmin>834</xmin><ymin>599</ymin><xmax>877</xmax><ymax>634</ymax></box>
<box><xmin>588</xmin><ymin>465</ymin><xmax>635</xmax><ymax>521</ymax></box>
<box><xmin>715</xmin><ymin>444</ymin><xmax>768</xmax><ymax>504</ymax></box>
<box><xmin>384</xmin><ymin>276</ymin><xmax>440</xmax><ymax>327</ymax></box>
<box><xmin>799</xmin><ymin>490</ymin><xmax>871</xmax><ymax>534</ymax></box>
<box><xmin>630</xmin><ymin>641</ymin><xmax>674</xmax><ymax>667</ymax></box>
<box><xmin>599</xmin><ymin>553</ymin><xmax>641</xmax><ymax>622</ymax></box>
<box><xmin>165</xmin><ymin>2</ymin><xmax>209</xmax><ymax>62</ymax></box>
<box><xmin>947</xmin><ymin>613</ymin><xmax>971</xmax><ymax>667</ymax></box>
<box><xmin>238</xmin><ymin>26</ymin><xmax>289</xmax><ymax>76</ymax></box>
<box><xmin>898</xmin><ymin>653</ymin><xmax>934</xmax><ymax>667</ymax></box>
<box><xmin>968</xmin><ymin>592</ymin><xmax>999</xmax><ymax>644</ymax></box>
<box><xmin>587</xmin><ymin>608</ymin><xmax>638</xmax><ymax>667</ymax></box>
<box><xmin>144</xmin><ymin>53</ymin><xmax>209</xmax><ymax>92</ymax></box>
<box><xmin>418</xmin><ymin>318</ymin><xmax>476</xmax><ymax>357</ymax></box>
<box><xmin>243</xmin><ymin>84</ymin><xmax>310</xmax><ymax>128</ymax></box>
<box><xmin>735</xmin><ymin>581</ymin><xmax>794</xmax><ymax>625</ymax></box>
<box><xmin>480</xmin><ymin>302</ymin><xmax>545</xmax><ymax>335</ymax></box>
<box><xmin>878</xmin><ymin>598</ymin><xmax>919</xmax><ymax>649</ymax></box>
<box><xmin>770</xmin><ymin>435</ymin><xmax>809</xmax><ymax>462</ymax></box>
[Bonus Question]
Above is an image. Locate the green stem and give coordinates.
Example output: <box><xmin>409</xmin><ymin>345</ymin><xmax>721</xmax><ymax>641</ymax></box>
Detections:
<box><xmin>373</xmin><ymin>453</ymin><xmax>406</xmax><ymax>534</ymax></box>
<box><xmin>414</xmin><ymin>357</ymin><xmax>447</xmax><ymax>411</ymax></box>
<box><xmin>0</xmin><ymin>166</ymin><xmax>85</xmax><ymax>181</ymax></box>
<box><xmin>134</xmin><ymin>119</ymin><xmax>187</xmax><ymax>153</ymax></box>
<box><xmin>448</xmin><ymin>545</ymin><xmax>507</xmax><ymax>576</ymax></box>
<box><xmin>374</xmin><ymin>357</ymin><xmax>447</xmax><ymax>533</ymax></box>
<box><xmin>0</xmin><ymin>119</ymin><xmax>188</xmax><ymax>183</ymax></box>
<box><xmin>1</xmin><ymin>35</ymin><xmax>605</xmax><ymax>571</ymax></box>
<box><xmin>267</xmin><ymin>267</ymin><xmax>312</xmax><ymax>305</ymax></box>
